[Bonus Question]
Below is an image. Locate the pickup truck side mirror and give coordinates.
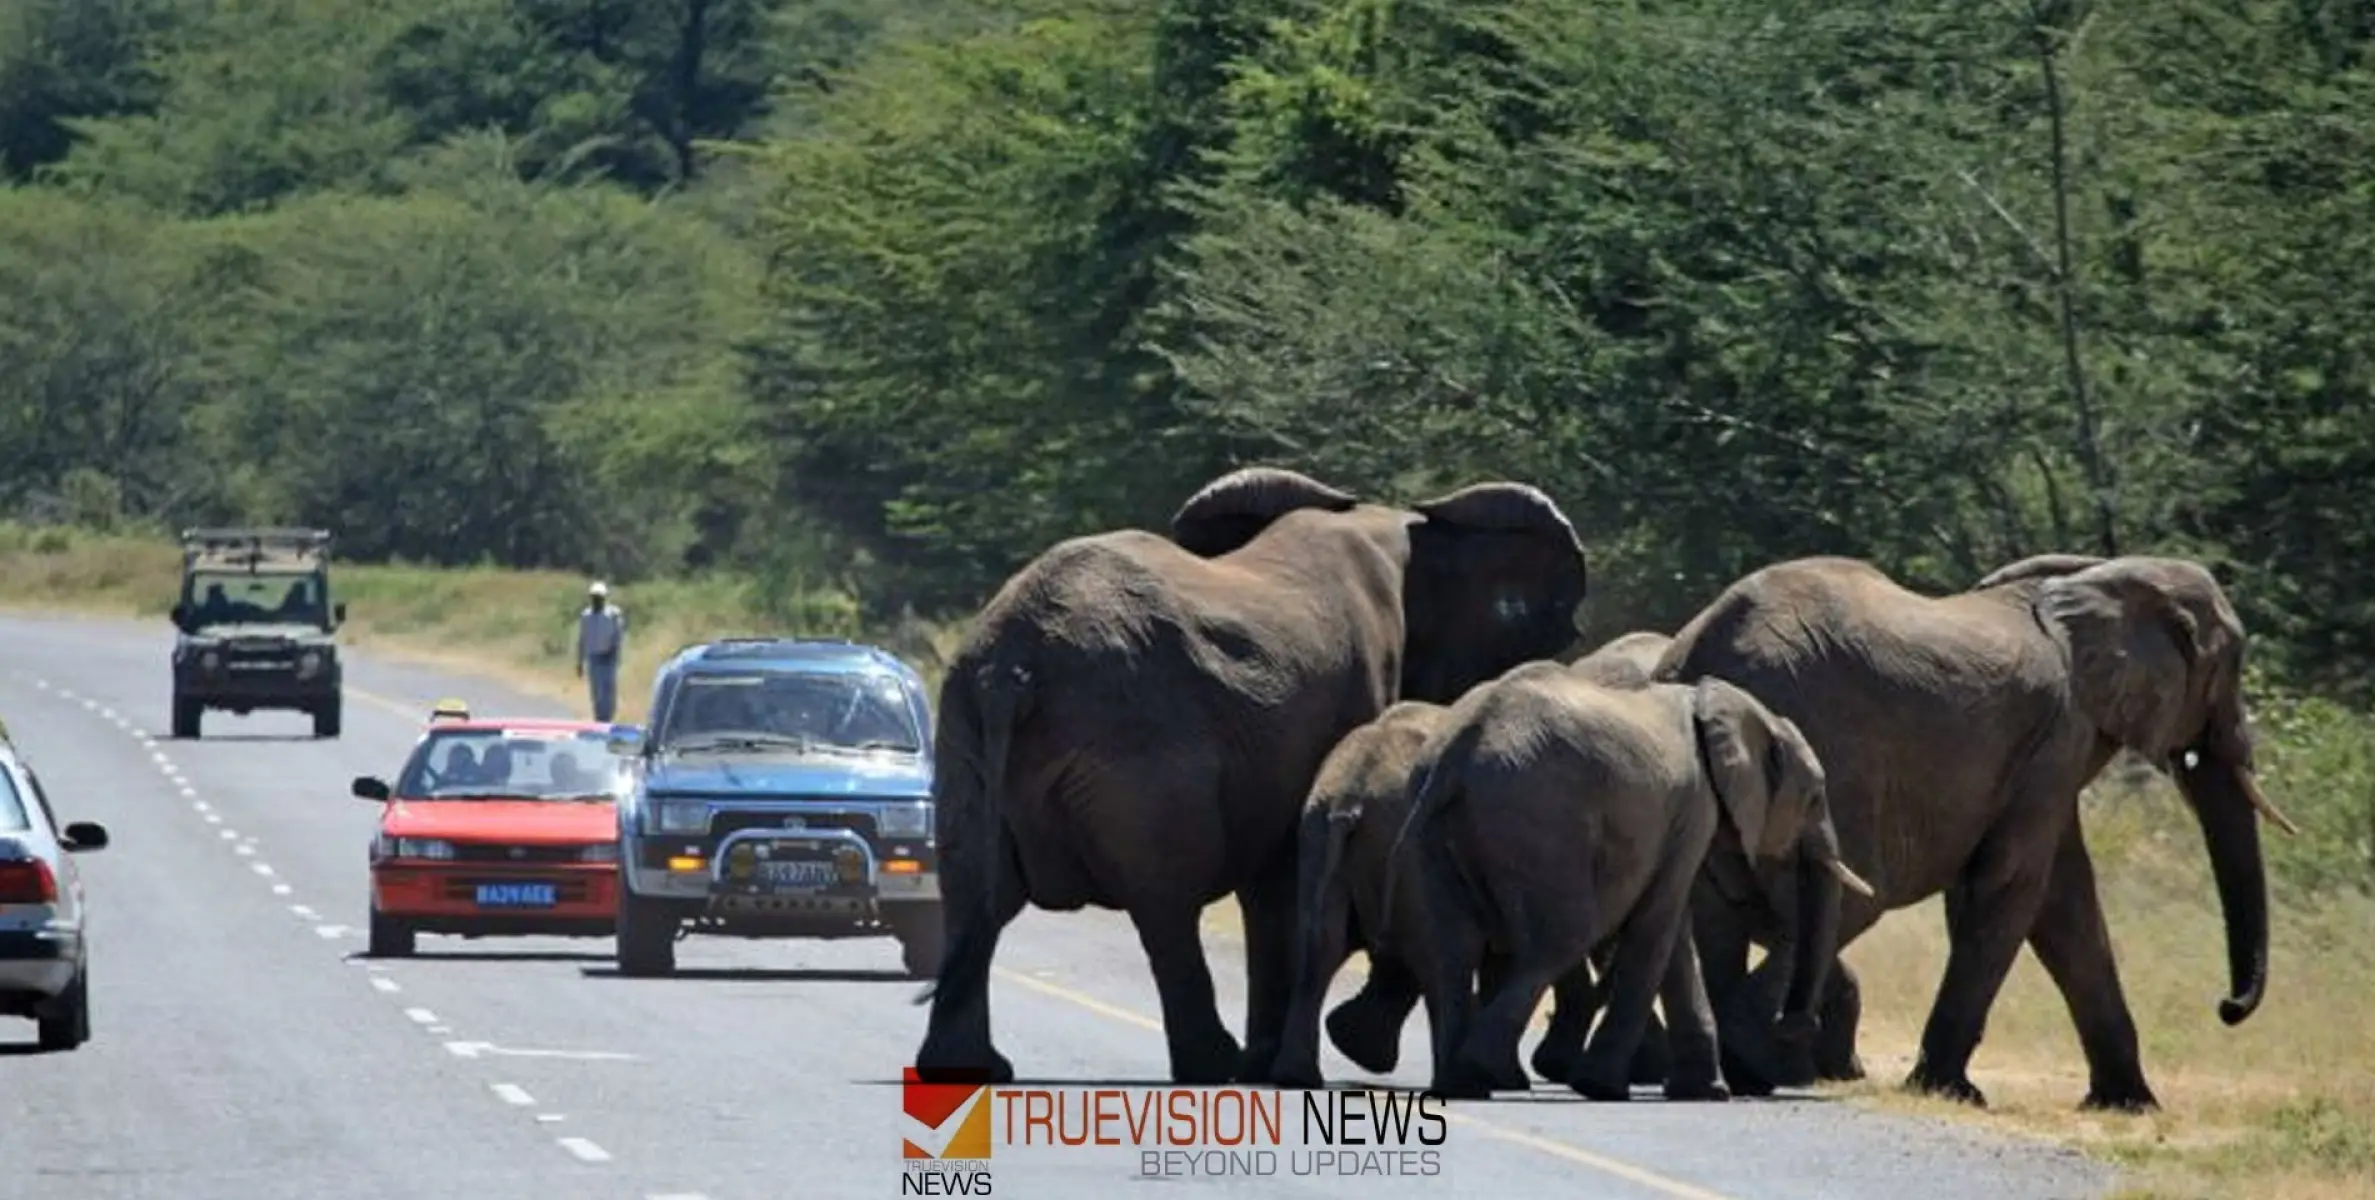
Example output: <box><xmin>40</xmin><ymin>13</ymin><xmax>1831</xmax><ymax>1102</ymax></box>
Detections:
<box><xmin>333</xmin><ymin>601</ymin><xmax>347</xmax><ymax>627</ymax></box>
<box><xmin>170</xmin><ymin>602</ymin><xmax>192</xmax><ymax>633</ymax></box>
<box><xmin>61</xmin><ymin>821</ymin><xmax>109</xmax><ymax>852</ymax></box>
<box><xmin>352</xmin><ymin>775</ymin><xmax>392</xmax><ymax>802</ymax></box>
<box><xmin>606</xmin><ymin>725</ymin><xmax>645</xmax><ymax>758</ymax></box>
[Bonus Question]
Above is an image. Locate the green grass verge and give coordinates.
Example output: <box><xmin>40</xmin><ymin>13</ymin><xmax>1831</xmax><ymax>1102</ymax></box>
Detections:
<box><xmin>7</xmin><ymin>521</ymin><xmax>2375</xmax><ymax>1193</ymax></box>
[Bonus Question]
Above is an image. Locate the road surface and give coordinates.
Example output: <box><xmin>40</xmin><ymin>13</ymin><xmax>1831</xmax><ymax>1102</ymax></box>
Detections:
<box><xmin>0</xmin><ymin>613</ymin><xmax>2117</xmax><ymax>1200</ymax></box>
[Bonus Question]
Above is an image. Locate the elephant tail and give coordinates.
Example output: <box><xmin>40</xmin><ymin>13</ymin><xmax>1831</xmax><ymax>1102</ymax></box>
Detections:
<box><xmin>912</xmin><ymin>647</ymin><xmax>1034</xmax><ymax>1006</ymax></box>
<box><xmin>1378</xmin><ymin>718</ymin><xmax>1482</xmax><ymax>945</ymax></box>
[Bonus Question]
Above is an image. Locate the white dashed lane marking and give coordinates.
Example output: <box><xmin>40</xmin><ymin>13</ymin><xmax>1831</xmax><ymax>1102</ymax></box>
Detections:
<box><xmin>491</xmin><ymin>1084</ymin><xmax>535</xmax><ymax>1107</ymax></box>
<box><xmin>289</xmin><ymin>904</ymin><xmax>318</xmax><ymax>919</ymax></box>
<box><xmin>404</xmin><ymin>1008</ymin><xmax>439</xmax><ymax>1026</ymax></box>
<box><xmin>557</xmin><ymin>1138</ymin><xmax>611</xmax><ymax>1164</ymax></box>
<box><xmin>370</xmin><ymin>977</ymin><xmax>400</xmax><ymax>994</ymax></box>
<box><xmin>271</xmin><ymin>883</ymin><xmax>292</xmax><ymax>895</ymax></box>
<box><xmin>314</xmin><ymin>925</ymin><xmax>351</xmax><ymax>939</ymax></box>
<box><xmin>250</xmin><ymin>863</ymin><xmax>274</xmax><ymax>877</ymax></box>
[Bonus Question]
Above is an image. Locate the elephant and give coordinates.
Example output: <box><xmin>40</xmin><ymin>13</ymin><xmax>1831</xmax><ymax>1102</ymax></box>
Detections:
<box><xmin>911</xmin><ymin>466</ymin><xmax>1591</xmax><ymax>1085</ymax></box>
<box><xmin>1653</xmin><ymin>553</ymin><xmax>2300</xmax><ymax>1111</ymax></box>
<box><xmin>1269</xmin><ymin>629</ymin><xmax>1682</xmax><ymax>1091</ymax></box>
<box><xmin>1378</xmin><ymin>666</ymin><xmax>1871</xmax><ymax>1100</ymax></box>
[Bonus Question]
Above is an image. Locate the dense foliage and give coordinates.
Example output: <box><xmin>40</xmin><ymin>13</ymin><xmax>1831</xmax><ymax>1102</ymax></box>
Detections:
<box><xmin>4</xmin><ymin>0</ymin><xmax>2372</xmax><ymax>697</ymax></box>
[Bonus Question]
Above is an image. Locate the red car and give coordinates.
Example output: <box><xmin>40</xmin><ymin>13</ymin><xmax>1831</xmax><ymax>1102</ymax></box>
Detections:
<box><xmin>352</xmin><ymin>703</ymin><xmax>623</xmax><ymax>957</ymax></box>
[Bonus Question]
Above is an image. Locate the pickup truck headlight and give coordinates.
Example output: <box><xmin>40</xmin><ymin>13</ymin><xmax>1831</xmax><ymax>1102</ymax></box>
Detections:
<box><xmin>296</xmin><ymin>650</ymin><xmax>324</xmax><ymax>678</ymax></box>
<box><xmin>199</xmin><ymin>650</ymin><xmax>221</xmax><ymax>672</ymax></box>
<box><xmin>651</xmin><ymin>800</ymin><xmax>709</xmax><ymax>835</ymax></box>
<box><xmin>877</xmin><ymin>803</ymin><xmax>932</xmax><ymax>838</ymax></box>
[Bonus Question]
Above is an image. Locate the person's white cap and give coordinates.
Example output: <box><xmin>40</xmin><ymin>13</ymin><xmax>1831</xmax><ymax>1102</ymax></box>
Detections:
<box><xmin>588</xmin><ymin>580</ymin><xmax>608</xmax><ymax>596</ymax></box>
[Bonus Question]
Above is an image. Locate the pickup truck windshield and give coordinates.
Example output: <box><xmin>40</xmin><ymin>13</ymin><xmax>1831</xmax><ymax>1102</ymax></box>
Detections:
<box><xmin>183</xmin><ymin>570</ymin><xmax>327</xmax><ymax>628</ymax></box>
<box><xmin>659</xmin><ymin>669</ymin><xmax>921</xmax><ymax>756</ymax></box>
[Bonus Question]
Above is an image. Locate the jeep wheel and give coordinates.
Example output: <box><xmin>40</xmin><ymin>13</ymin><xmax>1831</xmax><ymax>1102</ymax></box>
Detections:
<box><xmin>37</xmin><ymin>965</ymin><xmax>90</xmax><ymax>1052</ymax></box>
<box><xmin>892</xmin><ymin>904</ymin><xmax>945</xmax><ymax>980</ymax></box>
<box><xmin>616</xmin><ymin>897</ymin><xmax>676</xmax><ymax>977</ymax></box>
<box><xmin>313</xmin><ymin>698</ymin><xmax>342</xmax><ymax>739</ymax></box>
<box><xmin>368</xmin><ymin>909</ymin><xmax>415</xmax><ymax>958</ymax></box>
<box><xmin>171</xmin><ymin>695</ymin><xmax>201</xmax><ymax>739</ymax></box>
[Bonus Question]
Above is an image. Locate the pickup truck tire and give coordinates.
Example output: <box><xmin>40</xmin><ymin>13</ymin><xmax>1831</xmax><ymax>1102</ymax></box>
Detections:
<box><xmin>171</xmin><ymin>695</ymin><xmax>201</xmax><ymax>740</ymax></box>
<box><xmin>38</xmin><ymin>966</ymin><xmax>90</xmax><ymax>1051</ymax></box>
<box><xmin>616</xmin><ymin>896</ymin><xmax>676</xmax><ymax>977</ymax></box>
<box><xmin>892</xmin><ymin>905</ymin><xmax>945</xmax><ymax>980</ymax></box>
<box><xmin>369</xmin><ymin>909</ymin><xmax>415</xmax><ymax>958</ymax></box>
<box><xmin>313</xmin><ymin>698</ymin><xmax>342</xmax><ymax>739</ymax></box>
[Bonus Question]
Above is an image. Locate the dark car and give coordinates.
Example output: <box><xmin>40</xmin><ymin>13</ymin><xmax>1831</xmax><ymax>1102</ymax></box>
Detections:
<box><xmin>168</xmin><ymin>527</ymin><xmax>347</xmax><ymax>739</ymax></box>
<box><xmin>606</xmin><ymin>638</ymin><xmax>939</xmax><ymax>978</ymax></box>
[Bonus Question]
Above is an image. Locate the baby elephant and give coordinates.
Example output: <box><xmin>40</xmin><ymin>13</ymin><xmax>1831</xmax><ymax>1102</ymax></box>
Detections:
<box><xmin>1384</xmin><ymin>668</ymin><xmax>1870</xmax><ymax>1100</ymax></box>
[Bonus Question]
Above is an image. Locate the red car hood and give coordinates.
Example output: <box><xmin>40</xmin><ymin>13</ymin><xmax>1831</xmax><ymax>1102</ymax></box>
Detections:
<box><xmin>381</xmin><ymin>799</ymin><xmax>616</xmax><ymax>844</ymax></box>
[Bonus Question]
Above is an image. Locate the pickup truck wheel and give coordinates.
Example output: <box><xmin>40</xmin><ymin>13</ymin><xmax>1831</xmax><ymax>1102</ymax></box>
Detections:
<box><xmin>893</xmin><ymin>905</ymin><xmax>945</xmax><ymax>980</ymax></box>
<box><xmin>37</xmin><ymin>965</ymin><xmax>90</xmax><ymax>1051</ymax></box>
<box><xmin>616</xmin><ymin>897</ymin><xmax>676</xmax><ymax>977</ymax></box>
<box><xmin>171</xmin><ymin>695</ymin><xmax>201</xmax><ymax>739</ymax></box>
<box><xmin>313</xmin><ymin>698</ymin><xmax>342</xmax><ymax>739</ymax></box>
<box><xmin>369</xmin><ymin>909</ymin><xmax>415</xmax><ymax>958</ymax></box>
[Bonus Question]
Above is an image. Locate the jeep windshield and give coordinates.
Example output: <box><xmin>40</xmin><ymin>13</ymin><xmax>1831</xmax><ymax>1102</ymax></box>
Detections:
<box><xmin>657</xmin><ymin>669</ymin><xmax>922</xmax><ymax>757</ymax></box>
<box><xmin>395</xmin><ymin>728</ymin><xmax>626</xmax><ymax>800</ymax></box>
<box><xmin>182</xmin><ymin>570</ymin><xmax>328</xmax><ymax>630</ymax></box>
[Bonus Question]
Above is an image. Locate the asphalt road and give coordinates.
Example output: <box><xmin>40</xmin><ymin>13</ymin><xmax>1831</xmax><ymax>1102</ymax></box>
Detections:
<box><xmin>0</xmin><ymin>612</ymin><xmax>2118</xmax><ymax>1200</ymax></box>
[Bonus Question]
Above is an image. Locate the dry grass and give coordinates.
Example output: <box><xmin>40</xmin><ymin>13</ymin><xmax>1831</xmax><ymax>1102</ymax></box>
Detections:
<box><xmin>10</xmin><ymin>523</ymin><xmax>2375</xmax><ymax>1194</ymax></box>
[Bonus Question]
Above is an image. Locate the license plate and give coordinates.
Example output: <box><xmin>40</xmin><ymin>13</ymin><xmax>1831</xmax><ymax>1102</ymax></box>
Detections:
<box><xmin>475</xmin><ymin>882</ymin><xmax>557</xmax><ymax>907</ymax></box>
<box><xmin>757</xmin><ymin>860</ymin><xmax>839</xmax><ymax>889</ymax></box>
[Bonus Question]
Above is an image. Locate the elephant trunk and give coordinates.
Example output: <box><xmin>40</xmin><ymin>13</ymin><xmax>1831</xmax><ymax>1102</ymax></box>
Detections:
<box><xmin>2173</xmin><ymin>748</ymin><xmax>2271</xmax><ymax>1026</ymax></box>
<box><xmin>1777</xmin><ymin>823</ymin><xmax>1846</xmax><ymax>1036</ymax></box>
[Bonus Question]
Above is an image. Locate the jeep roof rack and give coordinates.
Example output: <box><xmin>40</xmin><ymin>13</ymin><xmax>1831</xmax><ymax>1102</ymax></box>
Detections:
<box><xmin>180</xmin><ymin>527</ymin><xmax>332</xmax><ymax>571</ymax></box>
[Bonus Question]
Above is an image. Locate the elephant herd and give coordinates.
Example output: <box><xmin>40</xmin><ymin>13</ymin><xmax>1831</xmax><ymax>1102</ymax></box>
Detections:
<box><xmin>909</xmin><ymin>468</ymin><xmax>2298</xmax><ymax>1113</ymax></box>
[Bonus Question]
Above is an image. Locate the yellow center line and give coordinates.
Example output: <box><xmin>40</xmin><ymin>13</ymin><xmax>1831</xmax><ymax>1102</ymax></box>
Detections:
<box><xmin>991</xmin><ymin>967</ymin><xmax>1736</xmax><ymax>1200</ymax></box>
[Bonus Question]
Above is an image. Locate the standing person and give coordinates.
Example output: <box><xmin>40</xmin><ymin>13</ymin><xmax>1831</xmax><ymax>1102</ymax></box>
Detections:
<box><xmin>574</xmin><ymin>581</ymin><xmax>627</xmax><ymax>722</ymax></box>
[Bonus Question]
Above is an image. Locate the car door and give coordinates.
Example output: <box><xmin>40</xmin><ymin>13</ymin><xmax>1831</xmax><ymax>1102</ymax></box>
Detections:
<box><xmin>18</xmin><ymin>764</ymin><xmax>80</xmax><ymax>931</ymax></box>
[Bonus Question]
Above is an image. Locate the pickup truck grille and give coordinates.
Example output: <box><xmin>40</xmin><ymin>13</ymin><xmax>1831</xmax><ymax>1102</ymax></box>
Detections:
<box><xmin>709</xmin><ymin>809</ymin><xmax>878</xmax><ymax>839</ymax></box>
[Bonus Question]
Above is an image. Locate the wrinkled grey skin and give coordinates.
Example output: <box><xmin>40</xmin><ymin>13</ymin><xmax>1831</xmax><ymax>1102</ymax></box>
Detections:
<box><xmin>1269</xmin><ymin>631</ymin><xmax>1675</xmax><ymax>1089</ymax></box>
<box><xmin>912</xmin><ymin>467</ymin><xmax>1590</xmax><ymax>1086</ymax></box>
<box><xmin>1380</xmin><ymin>668</ymin><xmax>1858</xmax><ymax>1101</ymax></box>
<box><xmin>1655</xmin><ymin>554</ymin><xmax>2298</xmax><ymax>1111</ymax></box>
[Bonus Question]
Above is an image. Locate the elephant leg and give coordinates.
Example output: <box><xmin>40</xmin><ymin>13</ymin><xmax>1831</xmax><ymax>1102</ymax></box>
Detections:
<box><xmin>1272</xmin><ymin>879</ymin><xmax>1353</xmax><ymax>1089</ymax></box>
<box><xmin>1410</xmin><ymin>867</ymin><xmax>1491</xmax><ymax>1098</ymax></box>
<box><xmin>1725</xmin><ymin>949</ymin><xmax>1818</xmax><ymax>1089</ymax></box>
<box><xmin>1128</xmin><ymin>904</ymin><xmax>1242</xmax><ymax>1085</ymax></box>
<box><xmin>914</xmin><ymin>828</ymin><xmax>1028</xmax><ymax>1084</ymax></box>
<box><xmin>1813</xmin><ymin>963</ymin><xmax>1866</xmax><ymax>1082</ymax></box>
<box><xmin>1570</xmin><ymin>859</ymin><xmax>1697</xmax><ymax>1102</ymax></box>
<box><xmin>1903</xmin><ymin>823</ymin><xmax>2058</xmax><ymax>1108</ymax></box>
<box><xmin>1692</xmin><ymin>901</ymin><xmax>1778</xmax><ymax>1097</ymax></box>
<box><xmin>1325</xmin><ymin>958</ymin><xmax>1421</xmax><ymax>1077</ymax></box>
<box><xmin>1472</xmin><ymin>949</ymin><xmax>1531</xmax><ymax>1091</ymax></box>
<box><xmin>1531</xmin><ymin>955</ymin><xmax>1598</xmax><ymax>1084</ymax></box>
<box><xmin>2025</xmin><ymin>828</ymin><xmax>2157</xmax><ymax>1112</ymax></box>
<box><xmin>1234</xmin><ymin>856</ymin><xmax>1300</xmax><ymax>1083</ymax></box>
<box><xmin>1655</xmin><ymin>922</ymin><xmax>1728</xmax><ymax>1102</ymax></box>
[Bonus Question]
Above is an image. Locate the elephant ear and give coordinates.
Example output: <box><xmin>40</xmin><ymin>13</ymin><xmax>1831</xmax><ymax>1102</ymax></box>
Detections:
<box><xmin>1397</xmin><ymin>482</ymin><xmax>1591</xmax><ymax>701</ymax></box>
<box><xmin>2036</xmin><ymin>559</ymin><xmax>2220</xmax><ymax>761</ymax></box>
<box><xmin>1691</xmin><ymin>678</ymin><xmax>1785</xmax><ymax>861</ymax></box>
<box><xmin>1975</xmin><ymin>553</ymin><xmax>2106</xmax><ymax>590</ymax></box>
<box><xmin>1169</xmin><ymin>467</ymin><xmax>1359</xmax><ymax>557</ymax></box>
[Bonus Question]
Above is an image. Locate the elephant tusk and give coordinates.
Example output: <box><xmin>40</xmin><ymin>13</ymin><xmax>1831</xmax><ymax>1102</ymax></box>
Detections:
<box><xmin>1826</xmin><ymin>858</ymin><xmax>1876</xmax><ymax>898</ymax></box>
<box><xmin>2239</xmin><ymin>769</ymin><xmax>2303</xmax><ymax>838</ymax></box>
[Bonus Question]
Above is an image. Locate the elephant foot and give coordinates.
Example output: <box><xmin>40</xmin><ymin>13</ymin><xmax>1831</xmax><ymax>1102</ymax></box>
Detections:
<box><xmin>1815</xmin><ymin>1052</ymin><xmax>1867</xmax><ymax>1084</ymax></box>
<box><xmin>1903</xmin><ymin>1064</ymin><xmax>1987</xmax><ymax>1108</ymax></box>
<box><xmin>911</xmin><ymin>1045</ymin><xmax>1015</xmax><ymax>1086</ymax></box>
<box><xmin>2079</xmin><ymin>1081</ymin><xmax>2160</xmax><ymax>1114</ymax></box>
<box><xmin>1170</xmin><ymin>1029</ymin><xmax>1244</xmax><ymax>1086</ymax></box>
<box><xmin>1530</xmin><ymin>1042</ymin><xmax>1577</xmax><ymax>1086</ymax></box>
<box><xmin>1628</xmin><ymin>1035</ymin><xmax>1673</xmax><ymax>1086</ymax></box>
<box><xmin>1482</xmin><ymin>1052</ymin><xmax>1531</xmax><ymax>1093</ymax></box>
<box><xmin>1719</xmin><ymin>1044</ymin><xmax>1778</xmax><ymax>1098</ymax></box>
<box><xmin>1568</xmin><ymin>1071</ymin><xmax>1632</xmax><ymax>1102</ymax></box>
<box><xmin>1234</xmin><ymin>1039</ymin><xmax>1281</xmax><ymax>1085</ymax></box>
<box><xmin>1325</xmin><ymin>995</ymin><xmax>1404</xmax><ymax>1076</ymax></box>
<box><xmin>1427</xmin><ymin>1066</ymin><xmax>1494</xmax><ymax>1101</ymax></box>
<box><xmin>1663</xmin><ymin>1077</ymin><xmax>1731</xmax><ymax>1103</ymax></box>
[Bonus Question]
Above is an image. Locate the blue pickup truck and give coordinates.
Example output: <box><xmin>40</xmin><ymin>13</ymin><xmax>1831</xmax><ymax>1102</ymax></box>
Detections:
<box><xmin>606</xmin><ymin>637</ymin><xmax>940</xmax><ymax>978</ymax></box>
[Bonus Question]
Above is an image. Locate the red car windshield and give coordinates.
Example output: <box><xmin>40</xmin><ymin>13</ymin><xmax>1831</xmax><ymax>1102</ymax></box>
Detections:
<box><xmin>395</xmin><ymin>728</ymin><xmax>624</xmax><ymax>800</ymax></box>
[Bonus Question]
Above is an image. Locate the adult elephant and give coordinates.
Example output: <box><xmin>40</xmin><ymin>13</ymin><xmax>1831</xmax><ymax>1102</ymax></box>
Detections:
<box><xmin>912</xmin><ymin>467</ymin><xmax>1590</xmax><ymax>1085</ymax></box>
<box><xmin>1654</xmin><ymin>553</ymin><xmax>2299</xmax><ymax>1110</ymax></box>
